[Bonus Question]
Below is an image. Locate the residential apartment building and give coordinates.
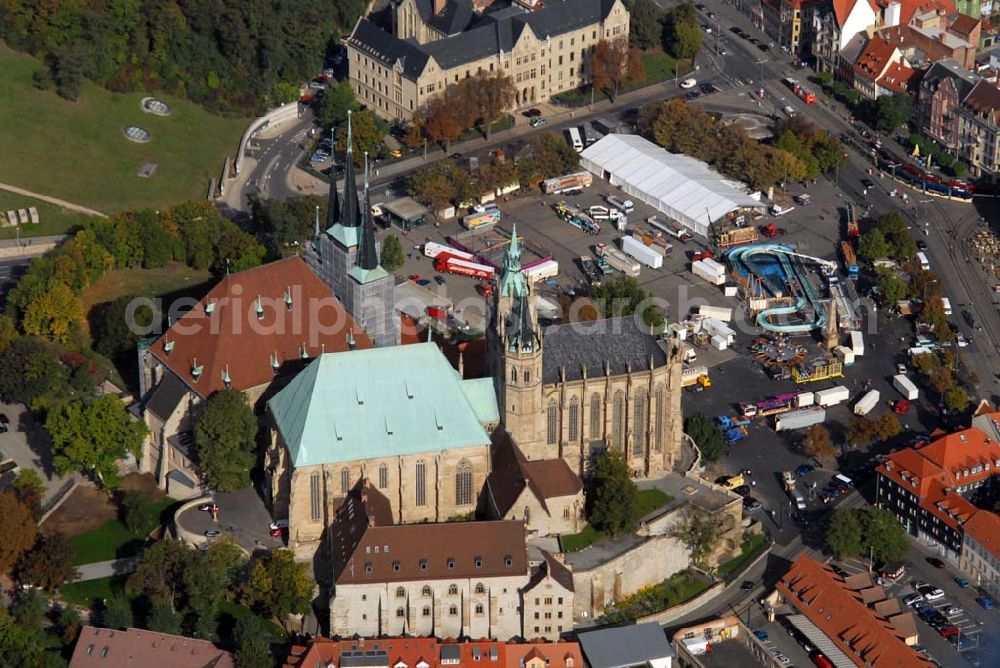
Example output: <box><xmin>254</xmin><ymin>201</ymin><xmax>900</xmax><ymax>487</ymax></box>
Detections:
<box><xmin>960</xmin><ymin>509</ymin><xmax>1000</xmax><ymax>599</ymax></box>
<box><xmin>958</xmin><ymin>77</ymin><xmax>1000</xmax><ymax>176</ymax></box>
<box><xmin>917</xmin><ymin>58</ymin><xmax>981</xmax><ymax>148</ymax></box>
<box><xmin>852</xmin><ymin>34</ymin><xmax>915</xmax><ymax>98</ymax></box>
<box><xmin>761</xmin><ymin>0</ymin><xmax>816</xmax><ymax>54</ymax></box>
<box><xmin>876</xmin><ymin>425</ymin><xmax>1000</xmax><ymax>559</ymax></box>
<box><xmin>521</xmin><ymin>552</ymin><xmax>576</xmax><ymax>640</ymax></box>
<box><xmin>811</xmin><ymin>0</ymin><xmax>879</xmax><ymax>74</ymax></box>
<box><xmin>346</xmin><ymin>0</ymin><xmax>630</xmax><ymax>122</ymax></box>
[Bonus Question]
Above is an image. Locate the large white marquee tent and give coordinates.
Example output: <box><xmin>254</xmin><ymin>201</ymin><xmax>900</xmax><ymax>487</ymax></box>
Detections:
<box><xmin>579</xmin><ymin>134</ymin><xmax>764</xmax><ymax>238</ymax></box>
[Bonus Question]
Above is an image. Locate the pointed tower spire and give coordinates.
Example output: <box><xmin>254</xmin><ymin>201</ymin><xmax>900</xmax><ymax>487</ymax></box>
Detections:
<box><xmin>314</xmin><ymin>204</ymin><xmax>322</xmax><ymax>238</ymax></box>
<box><xmin>498</xmin><ymin>224</ymin><xmax>527</xmax><ymax>298</ymax></box>
<box><xmin>341</xmin><ymin>110</ymin><xmax>362</xmax><ymax>229</ymax></box>
<box><xmin>357</xmin><ymin>151</ymin><xmax>380</xmax><ymax>271</ymax></box>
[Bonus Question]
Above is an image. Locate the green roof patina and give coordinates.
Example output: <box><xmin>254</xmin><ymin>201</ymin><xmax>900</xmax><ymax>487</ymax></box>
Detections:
<box><xmin>329</xmin><ymin>223</ymin><xmax>360</xmax><ymax>248</ymax></box>
<box><xmin>348</xmin><ymin>264</ymin><xmax>390</xmax><ymax>284</ymax></box>
<box><xmin>459</xmin><ymin>377</ymin><xmax>500</xmax><ymax>424</ymax></box>
<box><xmin>268</xmin><ymin>342</ymin><xmax>496</xmax><ymax>467</ymax></box>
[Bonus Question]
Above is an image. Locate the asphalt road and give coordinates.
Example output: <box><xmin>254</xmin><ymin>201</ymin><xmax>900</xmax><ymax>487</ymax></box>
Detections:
<box><xmin>0</xmin><ymin>257</ymin><xmax>30</xmax><ymax>288</ymax></box>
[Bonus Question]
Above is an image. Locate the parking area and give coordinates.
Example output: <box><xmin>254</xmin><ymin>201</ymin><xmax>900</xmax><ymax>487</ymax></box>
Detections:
<box><xmin>174</xmin><ymin>487</ymin><xmax>284</xmax><ymax>554</ymax></box>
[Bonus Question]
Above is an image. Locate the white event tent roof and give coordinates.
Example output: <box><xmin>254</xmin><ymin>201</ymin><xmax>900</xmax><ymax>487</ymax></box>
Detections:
<box><xmin>580</xmin><ymin>134</ymin><xmax>764</xmax><ymax>237</ymax></box>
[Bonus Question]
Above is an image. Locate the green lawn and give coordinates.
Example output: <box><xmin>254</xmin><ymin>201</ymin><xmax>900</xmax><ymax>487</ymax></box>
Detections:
<box><xmin>717</xmin><ymin>532</ymin><xmax>769</xmax><ymax>579</ymax></box>
<box><xmin>599</xmin><ymin>570</ymin><xmax>711</xmax><ymax>623</ymax></box>
<box><xmin>69</xmin><ymin>497</ymin><xmax>178</xmax><ymax>564</ymax></box>
<box><xmin>82</xmin><ymin>264</ymin><xmax>213</xmax><ymax>311</ymax></box>
<box><xmin>641</xmin><ymin>51</ymin><xmax>688</xmax><ymax>85</ymax></box>
<box><xmin>60</xmin><ymin>575</ymin><xmax>126</xmax><ymax>607</ymax></box>
<box><xmin>215</xmin><ymin>600</ymin><xmax>286</xmax><ymax>641</ymax></box>
<box><xmin>0</xmin><ymin>191</ymin><xmax>96</xmax><ymax>240</ymax></box>
<box><xmin>0</xmin><ymin>43</ymin><xmax>249</xmax><ymax>212</ymax></box>
<box><xmin>561</xmin><ymin>489</ymin><xmax>673</xmax><ymax>552</ymax></box>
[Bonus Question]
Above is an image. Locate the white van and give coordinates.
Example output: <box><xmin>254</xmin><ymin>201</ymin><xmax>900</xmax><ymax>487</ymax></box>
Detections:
<box><xmin>833</xmin><ymin>473</ymin><xmax>854</xmax><ymax>489</ymax></box>
<box><xmin>567</xmin><ymin>127</ymin><xmax>584</xmax><ymax>152</ymax></box>
<box><xmin>791</xmin><ymin>490</ymin><xmax>806</xmax><ymax>511</ymax></box>
<box><xmin>916</xmin><ymin>251</ymin><xmax>930</xmax><ymax>271</ymax></box>
<box><xmin>940</xmin><ymin>297</ymin><xmax>952</xmax><ymax>316</ymax></box>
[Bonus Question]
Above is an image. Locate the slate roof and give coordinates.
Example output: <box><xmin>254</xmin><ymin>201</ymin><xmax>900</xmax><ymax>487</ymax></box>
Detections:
<box><xmin>523</xmin><ymin>550</ymin><xmax>575</xmax><ymax>593</ymax></box>
<box><xmin>486</xmin><ymin>433</ymin><xmax>582</xmax><ymax>518</ymax></box>
<box><xmin>920</xmin><ymin>59</ymin><xmax>980</xmax><ymax>99</ymax></box>
<box><xmin>144</xmin><ymin>370</ymin><xmax>188</xmax><ymax>421</ymax></box>
<box><xmin>963</xmin><ymin>79</ymin><xmax>1000</xmax><ymax>119</ymax></box>
<box><xmin>541</xmin><ymin>316</ymin><xmax>668</xmax><ymax>384</ymax></box>
<box><xmin>577</xmin><ymin>622</ymin><xmax>674</xmax><ymax>668</ymax></box>
<box><xmin>415</xmin><ymin>0</ymin><xmax>475</xmax><ymax>36</ymax></box>
<box><xmin>349</xmin><ymin>0</ymin><xmax>618</xmax><ymax>79</ymax></box>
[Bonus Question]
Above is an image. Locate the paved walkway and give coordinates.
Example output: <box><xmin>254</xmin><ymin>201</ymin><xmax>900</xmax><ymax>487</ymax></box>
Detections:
<box><xmin>75</xmin><ymin>557</ymin><xmax>138</xmax><ymax>582</ymax></box>
<box><xmin>0</xmin><ymin>182</ymin><xmax>107</xmax><ymax>218</ymax></box>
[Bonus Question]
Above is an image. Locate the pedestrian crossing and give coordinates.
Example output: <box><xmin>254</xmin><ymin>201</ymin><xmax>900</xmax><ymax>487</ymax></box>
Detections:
<box><xmin>290</xmin><ymin>129</ymin><xmax>308</xmax><ymax>144</ymax></box>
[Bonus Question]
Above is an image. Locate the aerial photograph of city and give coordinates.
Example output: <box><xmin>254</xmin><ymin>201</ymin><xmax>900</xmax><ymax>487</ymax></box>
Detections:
<box><xmin>2</xmin><ymin>0</ymin><xmax>1000</xmax><ymax>666</ymax></box>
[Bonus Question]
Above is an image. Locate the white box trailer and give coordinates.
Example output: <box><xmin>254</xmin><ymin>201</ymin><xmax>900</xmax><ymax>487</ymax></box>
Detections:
<box><xmin>775</xmin><ymin>406</ymin><xmax>827</xmax><ymax>431</ymax></box>
<box><xmin>679</xmin><ymin>342</ymin><xmax>697</xmax><ymax>363</ymax></box>
<box><xmin>834</xmin><ymin>346</ymin><xmax>855</xmax><ymax>366</ymax></box>
<box><xmin>702</xmin><ymin>318</ymin><xmax>735</xmax><ymax>345</ymax></box>
<box><xmin>697</xmin><ymin>305</ymin><xmax>733</xmax><ymax>322</ymax></box>
<box><xmin>700</xmin><ymin>257</ymin><xmax>726</xmax><ymax>276</ymax></box>
<box><xmin>854</xmin><ymin>389</ymin><xmax>880</xmax><ymax>416</ymax></box>
<box><xmin>815</xmin><ymin>385</ymin><xmax>850</xmax><ymax>407</ymax></box>
<box><xmin>681</xmin><ymin>637</ymin><xmax>710</xmax><ymax>656</ymax></box>
<box><xmin>796</xmin><ymin>392</ymin><xmax>815</xmax><ymax>408</ymax></box>
<box><xmin>849</xmin><ymin>331</ymin><xmax>864</xmax><ymax>356</ymax></box>
<box><xmin>909</xmin><ymin>346</ymin><xmax>935</xmax><ymax>358</ymax></box>
<box><xmin>711</xmin><ymin>334</ymin><xmax>728</xmax><ymax>350</ymax></box>
<box><xmin>692</xmin><ymin>260</ymin><xmax>725</xmax><ymax>285</ymax></box>
<box><xmin>893</xmin><ymin>374</ymin><xmax>919</xmax><ymax>400</ymax></box>
<box><xmin>620</xmin><ymin>235</ymin><xmax>663</xmax><ymax>269</ymax></box>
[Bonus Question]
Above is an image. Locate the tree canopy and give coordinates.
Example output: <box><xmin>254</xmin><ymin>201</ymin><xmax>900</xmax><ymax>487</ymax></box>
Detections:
<box><xmin>586</xmin><ymin>450</ymin><xmax>641</xmax><ymax>537</ymax></box>
<box><xmin>0</xmin><ymin>491</ymin><xmax>38</xmax><ymax>576</ymax></box>
<box><xmin>662</xmin><ymin>3</ymin><xmax>702</xmax><ymax>59</ymax></box>
<box><xmin>241</xmin><ymin>549</ymin><xmax>314</xmax><ymax>624</ymax></box>
<box><xmin>629</xmin><ymin>0</ymin><xmax>665</xmax><ymax>50</ymax></box>
<box><xmin>380</xmin><ymin>235</ymin><xmax>405</xmax><ymax>272</ymax></box>
<box><xmin>668</xmin><ymin>507</ymin><xmax>719</xmax><ymax>569</ymax></box>
<box><xmin>825</xmin><ymin>507</ymin><xmax>908</xmax><ymax>563</ymax></box>
<box><xmin>685</xmin><ymin>413</ymin><xmax>725</xmax><ymax>463</ymax></box>
<box><xmin>194</xmin><ymin>390</ymin><xmax>258</xmax><ymax>492</ymax></box>
<box><xmin>15</xmin><ymin>532</ymin><xmax>79</xmax><ymax>591</ymax></box>
<box><xmin>589</xmin><ymin>275</ymin><xmax>665</xmax><ymax>329</ymax></box>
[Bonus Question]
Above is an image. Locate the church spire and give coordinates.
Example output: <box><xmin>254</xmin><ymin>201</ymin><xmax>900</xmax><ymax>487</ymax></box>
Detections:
<box><xmin>341</xmin><ymin>110</ymin><xmax>362</xmax><ymax>229</ymax></box>
<box><xmin>498</xmin><ymin>224</ymin><xmax>527</xmax><ymax>298</ymax></box>
<box><xmin>356</xmin><ymin>152</ymin><xmax>380</xmax><ymax>271</ymax></box>
<box><xmin>325</xmin><ymin>149</ymin><xmax>341</xmax><ymax>231</ymax></box>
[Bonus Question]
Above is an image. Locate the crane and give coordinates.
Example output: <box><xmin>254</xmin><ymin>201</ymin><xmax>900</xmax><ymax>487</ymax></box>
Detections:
<box><xmin>779</xmin><ymin>249</ymin><xmax>838</xmax><ymax>276</ymax></box>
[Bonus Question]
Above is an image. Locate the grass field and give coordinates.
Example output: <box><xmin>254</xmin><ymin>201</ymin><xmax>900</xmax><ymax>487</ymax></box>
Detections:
<box><xmin>82</xmin><ymin>264</ymin><xmax>213</xmax><ymax>311</ymax></box>
<box><xmin>0</xmin><ymin>191</ymin><xmax>97</xmax><ymax>239</ymax></box>
<box><xmin>561</xmin><ymin>489</ymin><xmax>672</xmax><ymax>552</ymax></box>
<box><xmin>0</xmin><ymin>43</ymin><xmax>249</xmax><ymax>212</ymax></box>
<box><xmin>599</xmin><ymin>570</ymin><xmax>710</xmax><ymax>623</ymax></box>
<box><xmin>60</xmin><ymin>575</ymin><xmax>126</xmax><ymax>607</ymax></box>
<box><xmin>69</xmin><ymin>497</ymin><xmax>178</xmax><ymax>564</ymax></box>
<box><xmin>717</xmin><ymin>532</ymin><xmax>768</xmax><ymax>579</ymax></box>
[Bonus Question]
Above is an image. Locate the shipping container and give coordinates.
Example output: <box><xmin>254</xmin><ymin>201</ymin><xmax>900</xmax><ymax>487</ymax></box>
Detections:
<box><xmin>700</xmin><ymin>257</ymin><xmax>726</xmax><ymax>275</ymax></box>
<box><xmin>522</xmin><ymin>258</ymin><xmax>559</xmax><ymax>282</ymax></box>
<box><xmin>682</xmin><ymin>365</ymin><xmax>711</xmax><ymax>388</ymax></box>
<box><xmin>692</xmin><ymin>260</ymin><xmax>725</xmax><ymax>286</ymax></box>
<box><xmin>702</xmin><ymin>318</ymin><xmax>735</xmax><ymax>345</ymax></box>
<box><xmin>595</xmin><ymin>242</ymin><xmax>641</xmax><ymax>277</ymax></box>
<box><xmin>854</xmin><ymin>389</ymin><xmax>880</xmax><ymax>416</ymax></box>
<box><xmin>541</xmin><ymin>171</ymin><xmax>593</xmax><ymax>194</ymax></box>
<box><xmin>697</xmin><ymin>305</ymin><xmax>733</xmax><ymax>322</ymax></box>
<box><xmin>815</xmin><ymin>385</ymin><xmax>850</xmax><ymax>407</ymax></box>
<box><xmin>711</xmin><ymin>334</ymin><xmax>728</xmax><ymax>350</ymax></box>
<box><xmin>620</xmin><ymin>235</ymin><xmax>663</xmax><ymax>269</ymax></box>
<box><xmin>679</xmin><ymin>342</ymin><xmax>697</xmax><ymax>363</ymax></box>
<box><xmin>462</xmin><ymin>208</ymin><xmax>501</xmax><ymax>231</ymax></box>
<box><xmin>775</xmin><ymin>407</ymin><xmax>827</xmax><ymax>431</ymax></box>
<box><xmin>908</xmin><ymin>346</ymin><xmax>935</xmax><ymax>358</ymax></box>
<box><xmin>796</xmin><ymin>392</ymin><xmax>814</xmax><ymax>408</ymax></box>
<box><xmin>893</xmin><ymin>374</ymin><xmax>919</xmax><ymax>400</ymax></box>
<box><xmin>849</xmin><ymin>331</ymin><xmax>864</xmax><ymax>356</ymax></box>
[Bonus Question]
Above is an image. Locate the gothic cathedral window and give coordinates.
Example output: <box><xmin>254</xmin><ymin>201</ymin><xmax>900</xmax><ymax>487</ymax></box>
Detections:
<box><xmin>546</xmin><ymin>401</ymin><xmax>558</xmax><ymax>444</ymax></box>
<box><xmin>456</xmin><ymin>459</ymin><xmax>473</xmax><ymax>506</ymax></box>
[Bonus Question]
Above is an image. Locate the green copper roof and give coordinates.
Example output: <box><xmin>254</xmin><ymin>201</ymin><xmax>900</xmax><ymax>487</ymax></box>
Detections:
<box><xmin>328</xmin><ymin>223</ymin><xmax>359</xmax><ymax>248</ymax></box>
<box><xmin>268</xmin><ymin>342</ymin><xmax>496</xmax><ymax>468</ymax></box>
<box><xmin>460</xmin><ymin>378</ymin><xmax>500</xmax><ymax>424</ymax></box>
<box><xmin>498</xmin><ymin>224</ymin><xmax>527</xmax><ymax>299</ymax></box>
<box><xmin>348</xmin><ymin>264</ymin><xmax>390</xmax><ymax>284</ymax></box>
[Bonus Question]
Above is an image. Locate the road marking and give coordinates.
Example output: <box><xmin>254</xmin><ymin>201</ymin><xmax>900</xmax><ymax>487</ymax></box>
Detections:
<box><xmin>291</xmin><ymin>130</ymin><xmax>307</xmax><ymax>143</ymax></box>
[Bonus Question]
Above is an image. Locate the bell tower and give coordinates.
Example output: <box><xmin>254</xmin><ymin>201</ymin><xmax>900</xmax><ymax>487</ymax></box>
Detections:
<box><xmin>488</xmin><ymin>226</ymin><xmax>545</xmax><ymax>456</ymax></box>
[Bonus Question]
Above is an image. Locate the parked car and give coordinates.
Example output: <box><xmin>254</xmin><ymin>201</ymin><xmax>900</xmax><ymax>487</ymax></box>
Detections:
<box><xmin>741</xmin><ymin>581</ymin><xmax>755</xmax><ymax>591</ymax></box>
<box><xmin>523</xmin><ymin>108</ymin><xmax>543</xmax><ymax>118</ymax></box>
<box><xmin>903</xmin><ymin>593</ymin><xmax>925</xmax><ymax>607</ymax></box>
<box><xmin>680</xmin><ymin>78</ymin><xmax>697</xmax><ymax>89</ymax></box>
<box><xmin>529</xmin><ymin>117</ymin><xmax>548</xmax><ymax>128</ymax></box>
<box><xmin>976</xmin><ymin>595</ymin><xmax>995</xmax><ymax>610</ymax></box>
<box><xmin>269</xmin><ymin>527</ymin><xmax>287</xmax><ymax>538</ymax></box>
<box><xmin>753</xmin><ymin>629</ymin><xmax>768</xmax><ymax>640</ymax></box>
<box><xmin>269</xmin><ymin>519</ymin><xmax>289</xmax><ymax>530</ymax></box>
<box><xmin>733</xmin><ymin>485</ymin><xmax>752</xmax><ymax>497</ymax></box>
<box><xmin>742</xmin><ymin>497</ymin><xmax>762</xmax><ymax>511</ymax></box>
<box><xmin>926</xmin><ymin>557</ymin><xmax>946</xmax><ymax>569</ymax></box>
<box><xmin>955</xmin><ymin>577</ymin><xmax>970</xmax><ymax>588</ymax></box>
<box><xmin>795</xmin><ymin>464</ymin><xmax>814</xmax><ymax>477</ymax></box>
<box><xmin>205</xmin><ymin>529</ymin><xmax>221</xmax><ymax>538</ymax></box>
<box><xmin>918</xmin><ymin>586</ymin><xmax>945</xmax><ymax>601</ymax></box>
<box><xmin>945</xmin><ymin>605</ymin><xmax>963</xmax><ymax>617</ymax></box>
<box><xmin>939</xmin><ymin>626</ymin><xmax>960</xmax><ymax>639</ymax></box>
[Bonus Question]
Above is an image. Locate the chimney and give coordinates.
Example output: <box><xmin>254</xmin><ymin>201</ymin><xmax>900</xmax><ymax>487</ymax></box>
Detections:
<box><xmin>433</xmin><ymin>0</ymin><xmax>446</xmax><ymax>15</ymax></box>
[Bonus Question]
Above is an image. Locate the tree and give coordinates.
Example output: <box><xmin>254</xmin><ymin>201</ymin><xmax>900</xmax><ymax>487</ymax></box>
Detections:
<box><xmin>12</xmin><ymin>469</ymin><xmax>45</xmax><ymax>520</ymax></box>
<box><xmin>0</xmin><ymin>336</ymin><xmax>69</xmax><ymax>406</ymax></box>
<box><xmin>0</xmin><ymin>491</ymin><xmax>38</xmax><ymax>575</ymax></box>
<box><xmin>669</xmin><ymin>507</ymin><xmax>719</xmax><ymax>569</ymax></box>
<box><xmin>587</xmin><ymin>450</ymin><xmax>641</xmax><ymax>536</ymax></box>
<box><xmin>0</xmin><ymin>604</ymin><xmax>53</xmax><ymax>668</ymax></box>
<box><xmin>408</xmin><ymin>162</ymin><xmax>457</xmax><ymax>213</ymax></box>
<box><xmin>876</xmin><ymin>268</ymin><xmax>909</xmax><ymax>305</ymax></box>
<box><xmin>874</xmin><ymin>93</ymin><xmax>914</xmax><ymax>133</ymax></box>
<box><xmin>194</xmin><ymin>389</ymin><xmax>258</xmax><ymax>492</ymax></box>
<box><xmin>626</xmin><ymin>45</ymin><xmax>646</xmax><ymax>87</ymax></box>
<box><xmin>591</xmin><ymin>40</ymin><xmax>629</xmax><ymax>101</ymax></box>
<box><xmin>21</xmin><ymin>281</ymin><xmax>83</xmax><ymax>344</ymax></box>
<box><xmin>241</xmin><ymin>550</ymin><xmax>313</xmax><ymax>624</ymax></box>
<box><xmin>89</xmin><ymin>295</ymin><xmax>158</xmax><ymax>364</ymax></box>
<box><xmin>55</xmin><ymin>604</ymin><xmax>82</xmax><ymax>646</ymax></box>
<box><xmin>53</xmin><ymin>45</ymin><xmax>85</xmax><ymax>101</ymax></box>
<box><xmin>101</xmin><ymin>595</ymin><xmax>133</xmax><ymax>630</ymax></box>
<box><xmin>335</xmin><ymin>109</ymin><xmax>385</xmax><ymax>158</ymax></box>
<box><xmin>630</xmin><ymin>0</ymin><xmax>664</xmax><ymax>49</ymax></box>
<box><xmin>146</xmin><ymin>600</ymin><xmax>181</xmax><ymax>635</ymax></box>
<box><xmin>589</xmin><ymin>274</ymin><xmax>665</xmax><ymax>329</ymax></box>
<box><xmin>801</xmin><ymin>425</ymin><xmax>837</xmax><ymax>464</ymax></box>
<box><xmin>121</xmin><ymin>490</ymin><xmax>155</xmax><ymax>535</ymax></box>
<box><xmin>126</xmin><ymin>539</ymin><xmax>194</xmax><ymax>609</ymax></box>
<box><xmin>859</xmin><ymin>507</ymin><xmax>908</xmax><ymax>563</ymax></box>
<box><xmin>183</xmin><ymin>536</ymin><xmax>245</xmax><ymax>614</ymax></box>
<box><xmin>685</xmin><ymin>413</ymin><xmax>725</xmax><ymax>463</ymax></box>
<box><xmin>459</xmin><ymin>71</ymin><xmax>516</xmax><ymax>140</ymax></box>
<box><xmin>317</xmin><ymin>80</ymin><xmax>360</xmax><ymax>128</ymax></box>
<box><xmin>234</xmin><ymin>615</ymin><xmax>274</xmax><ymax>668</ymax></box>
<box><xmin>944</xmin><ymin>386</ymin><xmax>970</xmax><ymax>412</ymax></box>
<box><xmin>46</xmin><ymin>394</ymin><xmax>148</xmax><ymax>487</ymax></box>
<box><xmin>951</xmin><ymin>160</ymin><xmax>968</xmax><ymax>177</ymax></box>
<box><xmin>662</xmin><ymin>3</ymin><xmax>702</xmax><ymax>59</ymax></box>
<box><xmin>825</xmin><ymin>508</ymin><xmax>863</xmax><ymax>559</ymax></box>
<box><xmin>858</xmin><ymin>228</ymin><xmax>890</xmax><ymax>260</ymax></box>
<box><xmin>9</xmin><ymin>588</ymin><xmax>48</xmax><ymax>628</ymax></box>
<box><xmin>929</xmin><ymin>367</ymin><xmax>955</xmax><ymax>395</ymax></box>
<box><xmin>380</xmin><ymin>234</ymin><xmax>405</xmax><ymax>272</ymax></box>
<box><xmin>872</xmin><ymin>413</ymin><xmax>902</xmax><ymax>442</ymax></box>
<box><xmin>846</xmin><ymin>415</ymin><xmax>876</xmax><ymax>448</ymax></box>
<box><xmin>419</xmin><ymin>95</ymin><xmax>465</xmax><ymax>152</ymax></box>
<box><xmin>16</xmin><ymin>532</ymin><xmax>79</xmax><ymax>590</ymax></box>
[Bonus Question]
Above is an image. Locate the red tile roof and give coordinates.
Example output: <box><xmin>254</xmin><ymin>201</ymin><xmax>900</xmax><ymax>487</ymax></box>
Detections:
<box><xmin>149</xmin><ymin>256</ymin><xmax>371</xmax><ymax>398</ymax></box>
<box><xmin>834</xmin><ymin>0</ymin><xmax>879</xmax><ymax>27</ymax></box>
<box><xmin>879</xmin><ymin>61</ymin><xmax>917</xmax><ymax>93</ymax></box>
<box><xmin>877</xmin><ymin>447</ymin><xmax>943</xmax><ymax>497</ymax></box>
<box><xmin>963</xmin><ymin>509</ymin><xmax>1000</xmax><ymax>560</ymax></box>
<box><xmin>777</xmin><ymin>556</ymin><xmax>933</xmax><ymax>668</ymax></box>
<box><xmin>893</xmin><ymin>0</ymin><xmax>956</xmax><ymax>26</ymax></box>
<box><xmin>70</xmin><ymin>626</ymin><xmax>234</xmax><ymax>668</ymax></box>
<box><xmin>916</xmin><ymin>427</ymin><xmax>1000</xmax><ymax>488</ymax></box>
<box><xmin>283</xmin><ymin>638</ymin><xmax>584</xmax><ymax>668</ymax></box>
<box><xmin>854</xmin><ymin>35</ymin><xmax>898</xmax><ymax>80</ymax></box>
<box><xmin>919</xmin><ymin>479</ymin><xmax>979</xmax><ymax>529</ymax></box>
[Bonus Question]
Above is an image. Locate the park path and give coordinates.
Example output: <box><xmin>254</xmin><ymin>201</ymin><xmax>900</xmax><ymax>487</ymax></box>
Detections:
<box><xmin>0</xmin><ymin>182</ymin><xmax>107</xmax><ymax>218</ymax></box>
<box><xmin>75</xmin><ymin>557</ymin><xmax>138</xmax><ymax>582</ymax></box>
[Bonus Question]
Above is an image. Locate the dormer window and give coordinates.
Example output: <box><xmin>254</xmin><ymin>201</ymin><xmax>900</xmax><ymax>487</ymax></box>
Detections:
<box><xmin>447</xmin><ymin>558</ymin><xmax>456</xmax><ymax>569</ymax></box>
<box><xmin>365</xmin><ymin>561</ymin><xmax>373</xmax><ymax>574</ymax></box>
<box><xmin>420</xmin><ymin>559</ymin><xmax>428</xmax><ymax>571</ymax></box>
<box><xmin>191</xmin><ymin>358</ymin><xmax>203</xmax><ymax>381</ymax></box>
<box><xmin>256</xmin><ymin>295</ymin><xmax>264</xmax><ymax>320</ymax></box>
<box><xmin>393</xmin><ymin>560</ymin><xmax>400</xmax><ymax>572</ymax></box>
<box><xmin>285</xmin><ymin>286</ymin><xmax>293</xmax><ymax>311</ymax></box>
<box><xmin>504</xmin><ymin>555</ymin><xmax>513</xmax><ymax>567</ymax></box>
<box><xmin>475</xmin><ymin>556</ymin><xmax>483</xmax><ymax>568</ymax></box>
<box><xmin>205</xmin><ymin>300</ymin><xmax>215</xmax><ymax>314</ymax></box>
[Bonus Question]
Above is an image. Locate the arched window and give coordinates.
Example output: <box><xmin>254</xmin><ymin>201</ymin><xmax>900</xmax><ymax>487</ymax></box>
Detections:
<box><xmin>568</xmin><ymin>396</ymin><xmax>580</xmax><ymax>442</ymax></box>
<box><xmin>475</xmin><ymin>603</ymin><xmax>484</xmax><ymax>615</ymax></box>
<box><xmin>632</xmin><ymin>392</ymin><xmax>646</xmax><ymax>457</ymax></box>
<box><xmin>421</xmin><ymin>585</ymin><xmax>432</xmax><ymax>597</ymax></box>
<box><xmin>378</xmin><ymin>463</ymin><xmax>388</xmax><ymax>489</ymax></box>
<box><xmin>455</xmin><ymin>459</ymin><xmax>473</xmax><ymax>506</ymax></box>
<box><xmin>448</xmin><ymin>584</ymin><xmax>458</xmax><ymax>596</ymax></box>
<box><xmin>511</xmin><ymin>367</ymin><xmax>517</xmax><ymax>383</ymax></box>
<box><xmin>340</xmin><ymin>467</ymin><xmax>350</xmax><ymax>495</ymax></box>
<box><xmin>449</xmin><ymin>605</ymin><xmax>458</xmax><ymax>616</ymax></box>
<box><xmin>523</xmin><ymin>506</ymin><xmax>530</xmax><ymax>524</ymax></box>
<box><xmin>524</xmin><ymin>369</ymin><xmax>530</xmax><ymax>383</ymax></box>
<box><xmin>309</xmin><ymin>471</ymin><xmax>321</xmax><ymax>520</ymax></box>
<box><xmin>422</xmin><ymin>606</ymin><xmax>431</xmax><ymax>617</ymax></box>
<box><xmin>415</xmin><ymin>460</ymin><xmax>426</xmax><ymax>506</ymax></box>
<box><xmin>396</xmin><ymin>586</ymin><xmax>406</xmax><ymax>598</ymax></box>
<box><xmin>475</xmin><ymin>582</ymin><xmax>485</xmax><ymax>594</ymax></box>
<box><xmin>590</xmin><ymin>393</ymin><xmax>602</xmax><ymax>438</ymax></box>
<box><xmin>654</xmin><ymin>386</ymin><xmax>665</xmax><ymax>452</ymax></box>
<box><xmin>612</xmin><ymin>391</ymin><xmax>625</xmax><ymax>448</ymax></box>
<box><xmin>546</xmin><ymin>401</ymin><xmax>558</xmax><ymax>444</ymax></box>
<box><xmin>396</xmin><ymin>607</ymin><xmax>405</xmax><ymax>618</ymax></box>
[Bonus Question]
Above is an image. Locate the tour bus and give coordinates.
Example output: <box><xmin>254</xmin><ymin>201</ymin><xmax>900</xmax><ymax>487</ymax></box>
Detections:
<box><xmin>567</xmin><ymin>127</ymin><xmax>584</xmax><ymax>152</ymax></box>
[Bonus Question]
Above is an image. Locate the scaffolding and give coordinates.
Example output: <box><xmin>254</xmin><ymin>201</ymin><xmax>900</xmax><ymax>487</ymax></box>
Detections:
<box><xmin>792</xmin><ymin>358</ymin><xmax>845</xmax><ymax>384</ymax></box>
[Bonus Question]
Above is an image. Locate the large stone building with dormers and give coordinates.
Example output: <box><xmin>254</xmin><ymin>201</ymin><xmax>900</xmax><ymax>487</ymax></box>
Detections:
<box><xmin>486</xmin><ymin>227</ymin><xmax>685</xmax><ymax>478</ymax></box>
<box><xmin>346</xmin><ymin>0</ymin><xmax>630</xmax><ymax>121</ymax></box>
